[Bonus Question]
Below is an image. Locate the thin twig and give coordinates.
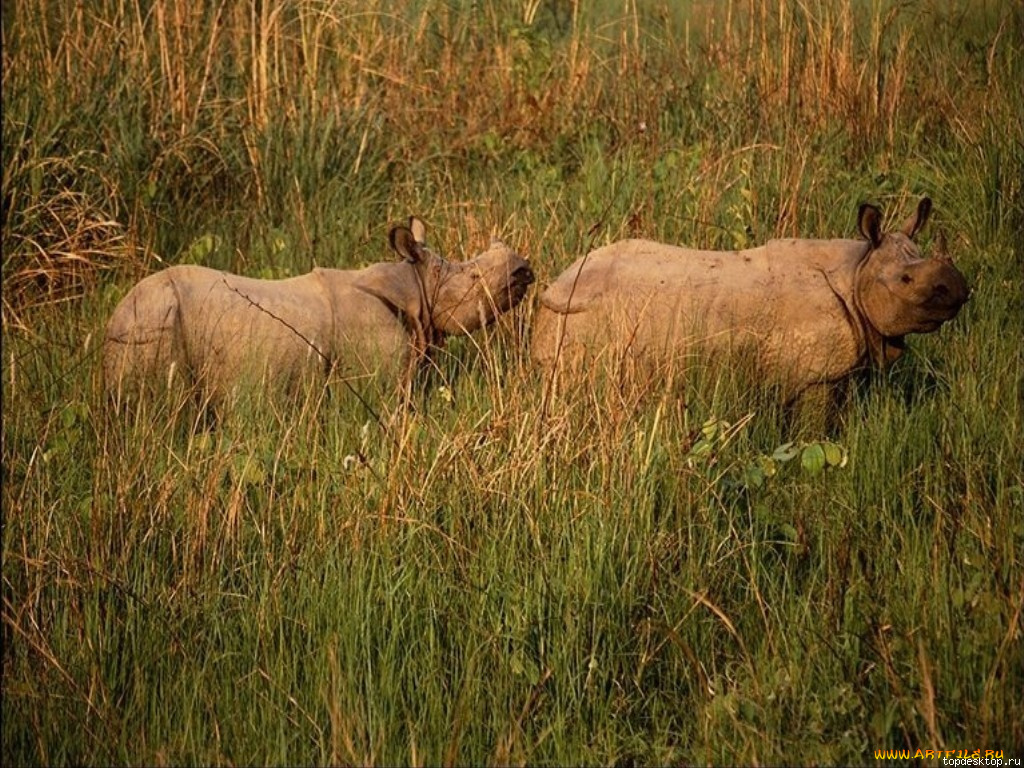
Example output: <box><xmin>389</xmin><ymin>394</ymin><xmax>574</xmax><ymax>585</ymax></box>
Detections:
<box><xmin>224</xmin><ymin>280</ymin><xmax>397</xmax><ymax>447</ymax></box>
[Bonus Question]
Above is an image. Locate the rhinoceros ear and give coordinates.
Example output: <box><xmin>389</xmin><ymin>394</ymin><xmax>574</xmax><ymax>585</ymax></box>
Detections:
<box><xmin>409</xmin><ymin>216</ymin><xmax>427</xmax><ymax>245</ymax></box>
<box><xmin>389</xmin><ymin>224</ymin><xmax>422</xmax><ymax>263</ymax></box>
<box><xmin>858</xmin><ymin>203</ymin><xmax>883</xmax><ymax>248</ymax></box>
<box><xmin>900</xmin><ymin>197</ymin><xmax>932</xmax><ymax>239</ymax></box>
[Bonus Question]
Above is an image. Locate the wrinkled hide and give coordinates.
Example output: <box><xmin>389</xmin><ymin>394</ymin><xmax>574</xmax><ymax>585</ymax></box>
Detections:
<box><xmin>532</xmin><ymin>198</ymin><xmax>968</xmax><ymax>400</ymax></box>
<box><xmin>104</xmin><ymin>218</ymin><xmax>534</xmax><ymax>404</ymax></box>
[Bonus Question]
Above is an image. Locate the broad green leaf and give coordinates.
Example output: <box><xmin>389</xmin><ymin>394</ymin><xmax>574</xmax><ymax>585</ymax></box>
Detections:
<box><xmin>823</xmin><ymin>441</ymin><xmax>846</xmax><ymax>467</ymax></box>
<box><xmin>701</xmin><ymin>418</ymin><xmax>721</xmax><ymax>440</ymax></box>
<box><xmin>232</xmin><ymin>454</ymin><xmax>266</xmax><ymax>487</ymax></box>
<box><xmin>742</xmin><ymin>464</ymin><xmax>764</xmax><ymax>489</ymax></box>
<box><xmin>690</xmin><ymin>439</ymin><xmax>713</xmax><ymax>458</ymax></box>
<box><xmin>779</xmin><ymin>523</ymin><xmax>799</xmax><ymax>542</ymax></box>
<box><xmin>801</xmin><ymin>443</ymin><xmax>826</xmax><ymax>476</ymax></box>
<box><xmin>180</xmin><ymin>233</ymin><xmax>220</xmax><ymax>264</ymax></box>
<box><xmin>772</xmin><ymin>442</ymin><xmax>800</xmax><ymax>462</ymax></box>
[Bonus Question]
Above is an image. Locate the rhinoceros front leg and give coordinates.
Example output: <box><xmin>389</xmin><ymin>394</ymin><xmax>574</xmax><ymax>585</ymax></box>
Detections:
<box><xmin>787</xmin><ymin>380</ymin><xmax>850</xmax><ymax>436</ymax></box>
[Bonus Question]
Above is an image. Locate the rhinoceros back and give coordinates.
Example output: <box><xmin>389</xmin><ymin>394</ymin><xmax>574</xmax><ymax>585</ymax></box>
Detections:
<box><xmin>532</xmin><ymin>237</ymin><xmax>871</xmax><ymax>396</ymax></box>
<box><xmin>104</xmin><ymin>264</ymin><xmax>410</xmax><ymax>404</ymax></box>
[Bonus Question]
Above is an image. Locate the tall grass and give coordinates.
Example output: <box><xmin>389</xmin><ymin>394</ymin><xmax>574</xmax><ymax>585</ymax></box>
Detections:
<box><xmin>3</xmin><ymin>0</ymin><xmax>1022</xmax><ymax>764</ymax></box>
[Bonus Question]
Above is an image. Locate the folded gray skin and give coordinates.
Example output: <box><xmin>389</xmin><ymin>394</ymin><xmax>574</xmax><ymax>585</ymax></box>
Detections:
<box><xmin>532</xmin><ymin>198</ymin><xmax>969</xmax><ymax>402</ymax></box>
<box><xmin>104</xmin><ymin>217</ymin><xmax>534</xmax><ymax>406</ymax></box>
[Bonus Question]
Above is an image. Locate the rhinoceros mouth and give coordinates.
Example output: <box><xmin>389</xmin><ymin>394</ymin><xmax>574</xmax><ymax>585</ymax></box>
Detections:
<box><xmin>913</xmin><ymin>287</ymin><xmax>969</xmax><ymax>329</ymax></box>
<box><xmin>513</xmin><ymin>264</ymin><xmax>535</xmax><ymax>287</ymax></box>
<box><xmin>927</xmin><ymin>285</ymin><xmax>969</xmax><ymax>312</ymax></box>
<box><xmin>926</xmin><ymin>300</ymin><xmax>963</xmax><ymax>319</ymax></box>
<box><xmin>893</xmin><ymin>303</ymin><xmax>962</xmax><ymax>335</ymax></box>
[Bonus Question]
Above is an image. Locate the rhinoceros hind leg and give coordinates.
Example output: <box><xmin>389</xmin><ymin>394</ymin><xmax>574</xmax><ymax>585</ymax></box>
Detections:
<box><xmin>103</xmin><ymin>273</ymin><xmax>189</xmax><ymax>406</ymax></box>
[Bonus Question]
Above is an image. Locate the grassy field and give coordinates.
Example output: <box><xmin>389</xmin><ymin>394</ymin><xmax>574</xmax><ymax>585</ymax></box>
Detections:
<box><xmin>3</xmin><ymin>0</ymin><xmax>1022</xmax><ymax>764</ymax></box>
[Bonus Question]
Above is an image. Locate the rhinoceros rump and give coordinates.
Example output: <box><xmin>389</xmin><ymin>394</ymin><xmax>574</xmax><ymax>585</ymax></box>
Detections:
<box><xmin>104</xmin><ymin>217</ymin><xmax>534</xmax><ymax>404</ymax></box>
<box><xmin>532</xmin><ymin>198</ymin><xmax>968</xmax><ymax>401</ymax></box>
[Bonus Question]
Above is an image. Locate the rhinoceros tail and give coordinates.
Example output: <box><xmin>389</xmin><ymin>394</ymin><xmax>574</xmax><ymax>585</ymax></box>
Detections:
<box><xmin>103</xmin><ymin>270</ymin><xmax>188</xmax><ymax>401</ymax></box>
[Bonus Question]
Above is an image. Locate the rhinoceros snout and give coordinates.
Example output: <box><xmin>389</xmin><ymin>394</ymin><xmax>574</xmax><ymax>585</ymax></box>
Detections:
<box><xmin>505</xmin><ymin>263</ymin><xmax>535</xmax><ymax>306</ymax></box>
<box><xmin>929</xmin><ymin>265</ymin><xmax>970</xmax><ymax>314</ymax></box>
<box><xmin>514</xmin><ymin>263</ymin><xmax>535</xmax><ymax>286</ymax></box>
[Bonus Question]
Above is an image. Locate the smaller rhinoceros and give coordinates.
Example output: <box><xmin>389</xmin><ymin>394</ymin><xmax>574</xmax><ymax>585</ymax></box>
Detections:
<box><xmin>532</xmin><ymin>198</ymin><xmax>969</xmax><ymax>402</ymax></box>
<box><xmin>104</xmin><ymin>217</ymin><xmax>534</xmax><ymax>405</ymax></box>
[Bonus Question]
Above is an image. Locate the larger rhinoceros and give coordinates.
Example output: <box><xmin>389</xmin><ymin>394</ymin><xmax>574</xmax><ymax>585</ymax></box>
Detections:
<box><xmin>532</xmin><ymin>198</ymin><xmax>968</xmax><ymax>401</ymax></box>
<box><xmin>104</xmin><ymin>217</ymin><xmax>534</xmax><ymax>404</ymax></box>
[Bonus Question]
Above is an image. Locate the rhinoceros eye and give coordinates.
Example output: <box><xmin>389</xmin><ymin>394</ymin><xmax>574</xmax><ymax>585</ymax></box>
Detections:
<box><xmin>900</xmin><ymin>274</ymin><xmax>913</xmax><ymax>284</ymax></box>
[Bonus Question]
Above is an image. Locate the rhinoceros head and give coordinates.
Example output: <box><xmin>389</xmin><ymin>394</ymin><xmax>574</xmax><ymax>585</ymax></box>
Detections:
<box><xmin>854</xmin><ymin>197</ymin><xmax>969</xmax><ymax>339</ymax></box>
<box><xmin>388</xmin><ymin>217</ymin><xmax>534</xmax><ymax>337</ymax></box>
